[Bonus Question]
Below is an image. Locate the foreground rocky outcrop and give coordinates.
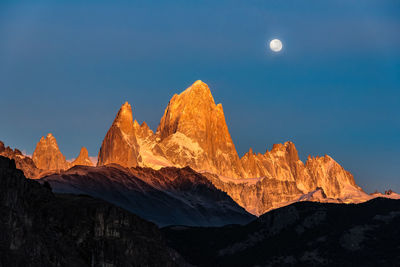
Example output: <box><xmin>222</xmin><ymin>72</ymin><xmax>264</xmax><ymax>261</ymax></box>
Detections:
<box><xmin>0</xmin><ymin>156</ymin><xmax>181</xmax><ymax>266</ymax></box>
<box><xmin>32</xmin><ymin>133</ymin><xmax>70</xmax><ymax>171</ymax></box>
<box><xmin>164</xmin><ymin>198</ymin><xmax>400</xmax><ymax>267</ymax></box>
<box><xmin>0</xmin><ymin>140</ymin><xmax>42</xmax><ymax>178</ymax></box>
<box><xmin>41</xmin><ymin>164</ymin><xmax>255</xmax><ymax>227</ymax></box>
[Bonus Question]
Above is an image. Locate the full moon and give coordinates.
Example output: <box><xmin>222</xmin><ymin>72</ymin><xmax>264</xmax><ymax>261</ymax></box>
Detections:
<box><xmin>269</xmin><ymin>39</ymin><xmax>283</xmax><ymax>52</ymax></box>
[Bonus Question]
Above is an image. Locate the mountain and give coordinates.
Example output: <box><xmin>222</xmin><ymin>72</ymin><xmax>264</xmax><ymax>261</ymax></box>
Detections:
<box><xmin>32</xmin><ymin>133</ymin><xmax>70</xmax><ymax>171</ymax></box>
<box><xmin>41</xmin><ymin>81</ymin><xmax>367</xmax><ymax>216</ymax></box>
<box><xmin>96</xmin><ymin>81</ymin><xmax>245</xmax><ymax>178</ymax></box>
<box><xmin>0</xmin><ymin>156</ymin><xmax>182</xmax><ymax>267</ymax></box>
<box><xmin>204</xmin><ymin>141</ymin><xmax>367</xmax><ymax>215</ymax></box>
<box><xmin>71</xmin><ymin>146</ymin><xmax>94</xmax><ymax>166</ymax></box>
<box><xmin>97</xmin><ymin>102</ymin><xmax>140</xmax><ymax>168</ymax></box>
<box><xmin>0</xmin><ymin>140</ymin><xmax>42</xmax><ymax>178</ymax></box>
<box><xmin>2</xmin><ymin>80</ymin><xmax>374</xmax><ymax>220</ymax></box>
<box><xmin>155</xmin><ymin>80</ymin><xmax>245</xmax><ymax>178</ymax></box>
<box><xmin>40</xmin><ymin>164</ymin><xmax>255</xmax><ymax>227</ymax></box>
<box><xmin>163</xmin><ymin>198</ymin><xmax>400</xmax><ymax>267</ymax></box>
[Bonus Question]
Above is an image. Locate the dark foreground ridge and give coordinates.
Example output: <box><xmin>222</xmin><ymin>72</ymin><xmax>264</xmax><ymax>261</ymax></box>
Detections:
<box><xmin>163</xmin><ymin>197</ymin><xmax>400</xmax><ymax>267</ymax></box>
<box><xmin>40</xmin><ymin>164</ymin><xmax>255</xmax><ymax>227</ymax></box>
<box><xmin>0</xmin><ymin>156</ymin><xmax>182</xmax><ymax>266</ymax></box>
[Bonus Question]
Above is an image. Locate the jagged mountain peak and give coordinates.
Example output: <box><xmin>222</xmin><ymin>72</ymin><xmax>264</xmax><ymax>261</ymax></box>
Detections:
<box><xmin>72</xmin><ymin>147</ymin><xmax>93</xmax><ymax>166</ymax></box>
<box><xmin>32</xmin><ymin>133</ymin><xmax>69</xmax><ymax>171</ymax></box>
<box><xmin>156</xmin><ymin>80</ymin><xmax>244</xmax><ymax>178</ymax></box>
<box><xmin>140</xmin><ymin>121</ymin><xmax>150</xmax><ymax>130</ymax></box>
<box><xmin>306</xmin><ymin>154</ymin><xmax>339</xmax><ymax>167</ymax></box>
<box><xmin>133</xmin><ymin>120</ymin><xmax>152</xmax><ymax>133</ymax></box>
<box><xmin>133</xmin><ymin>119</ymin><xmax>140</xmax><ymax>128</ymax></box>
<box><xmin>97</xmin><ymin>102</ymin><xmax>140</xmax><ymax>168</ymax></box>
<box><xmin>270</xmin><ymin>141</ymin><xmax>296</xmax><ymax>152</ymax></box>
<box><xmin>38</xmin><ymin>133</ymin><xmax>57</xmax><ymax>145</ymax></box>
<box><xmin>113</xmin><ymin>101</ymin><xmax>134</xmax><ymax>134</ymax></box>
<box><xmin>183</xmin><ymin>80</ymin><xmax>213</xmax><ymax>99</ymax></box>
<box><xmin>268</xmin><ymin>141</ymin><xmax>299</xmax><ymax>162</ymax></box>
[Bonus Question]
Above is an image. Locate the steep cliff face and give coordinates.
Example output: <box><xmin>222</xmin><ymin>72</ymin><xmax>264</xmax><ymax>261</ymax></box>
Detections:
<box><xmin>206</xmin><ymin>173</ymin><xmax>303</xmax><ymax>215</ymax></box>
<box><xmin>241</xmin><ymin>142</ymin><xmax>312</xmax><ymax>185</ymax></box>
<box><xmin>97</xmin><ymin>102</ymin><xmax>140</xmax><ymax>168</ymax></box>
<box><xmin>71</xmin><ymin>147</ymin><xmax>94</xmax><ymax>166</ymax></box>
<box><xmin>306</xmin><ymin>155</ymin><xmax>359</xmax><ymax>198</ymax></box>
<box><xmin>32</xmin><ymin>133</ymin><xmax>70</xmax><ymax>171</ymax></box>
<box><xmin>0</xmin><ymin>156</ymin><xmax>180</xmax><ymax>266</ymax></box>
<box><xmin>156</xmin><ymin>80</ymin><xmax>244</xmax><ymax>178</ymax></box>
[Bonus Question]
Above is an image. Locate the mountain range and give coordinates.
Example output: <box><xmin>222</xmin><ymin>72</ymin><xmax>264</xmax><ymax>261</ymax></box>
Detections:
<box><xmin>1</xmin><ymin>80</ymin><xmax>398</xmax><ymax>226</ymax></box>
<box><xmin>1</xmin><ymin>155</ymin><xmax>399</xmax><ymax>267</ymax></box>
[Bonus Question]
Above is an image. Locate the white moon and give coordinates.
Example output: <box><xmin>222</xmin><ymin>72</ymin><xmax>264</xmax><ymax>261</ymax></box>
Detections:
<box><xmin>269</xmin><ymin>39</ymin><xmax>283</xmax><ymax>52</ymax></box>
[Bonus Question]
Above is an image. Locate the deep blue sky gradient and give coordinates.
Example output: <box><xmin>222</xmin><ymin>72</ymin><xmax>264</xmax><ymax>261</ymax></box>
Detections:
<box><xmin>1</xmin><ymin>0</ymin><xmax>399</xmax><ymax>193</ymax></box>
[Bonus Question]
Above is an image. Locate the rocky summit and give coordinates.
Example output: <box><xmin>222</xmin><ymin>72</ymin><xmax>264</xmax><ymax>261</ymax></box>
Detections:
<box><xmin>71</xmin><ymin>147</ymin><xmax>94</xmax><ymax>166</ymax></box>
<box><xmin>97</xmin><ymin>102</ymin><xmax>140</xmax><ymax>168</ymax></box>
<box><xmin>155</xmin><ymin>80</ymin><xmax>245</xmax><ymax>178</ymax></box>
<box><xmin>32</xmin><ymin>133</ymin><xmax>70</xmax><ymax>171</ymax></box>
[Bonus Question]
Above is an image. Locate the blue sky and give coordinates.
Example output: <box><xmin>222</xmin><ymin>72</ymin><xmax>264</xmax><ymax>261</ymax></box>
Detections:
<box><xmin>0</xmin><ymin>0</ymin><xmax>399</xmax><ymax>193</ymax></box>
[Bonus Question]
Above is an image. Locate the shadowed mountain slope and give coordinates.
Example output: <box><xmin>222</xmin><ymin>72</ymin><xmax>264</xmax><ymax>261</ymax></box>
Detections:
<box><xmin>40</xmin><ymin>164</ymin><xmax>255</xmax><ymax>227</ymax></box>
<box><xmin>0</xmin><ymin>156</ymin><xmax>182</xmax><ymax>267</ymax></box>
<box><xmin>163</xmin><ymin>198</ymin><xmax>400</xmax><ymax>267</ymax></box>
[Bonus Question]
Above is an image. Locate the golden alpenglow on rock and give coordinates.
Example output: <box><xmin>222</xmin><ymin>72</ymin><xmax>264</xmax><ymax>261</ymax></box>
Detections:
<box><xmin>91</xmin><ymin>81</ymin><xmax>368</xmax><ymax>216</ymax></box>
<box><xmin>156</xmin><ymin>80</ymin><xmax>245</xmax><ymax>178</ymax></box>
<box><xmin>72</xmin><ymin>147</ymin><xmax>94</xmax><ymax>166</ymax></box>
<box><xmin>97</xmin><ymin>102</ymin><xmax>140</xmax><ymax>168</ymax></box>
<box><xmin>207</xmin><ymin>141</ymin><xmax>363</xmax><ymax>215</ymax></box>
<box><xmin>32</xmin><ymin>133</ymin><xmax>70</xmax><ymax>171</ymax></box>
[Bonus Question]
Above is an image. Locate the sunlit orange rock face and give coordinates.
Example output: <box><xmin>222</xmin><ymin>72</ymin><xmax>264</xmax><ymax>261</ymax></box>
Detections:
<box><xmin>208</xmin><ymin>141</ymin><xmax>361</xmax><ymax>215</ymax></box>
<box><xmin>305</xmin><ymin>154</ymin><xmax>359</xmax><ymax>197</ymax></box>
<box><xmin>94</xmin><ymin>80</ymin><xmax>365</xmax><ymax>215</ymax></box>
<box><xmin>71</xmin><ymin>147</ymin><xmax>93</xmax><ymax>166</ymax></box>
<box><xmin>32</xmin><ymin>133</ymin><xmax>70</xmax><ymax>171</ymax></box>
<box><xmin>156</xmin><ymin>80</ymin><xmax>245</xmax><ymax>178</ymax></box>
<box><xmin>97</xmin><ymin>102</ymin><xmax>140</xmax><ymax>168</ymax></box>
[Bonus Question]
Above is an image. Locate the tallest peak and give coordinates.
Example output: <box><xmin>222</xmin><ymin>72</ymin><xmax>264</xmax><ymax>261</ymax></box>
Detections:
<box><xmin>179</xmin><ymin>80</ymin><xmax>214</xmax><ymax>103</ymax></box>
<box><xmin>190</xmin><ymin>80</ymin><xmax>209</xmax><ymax>91</ymax></box>
<box><xmin>192</xmin><ymin>80</ymin><xmax>206</xmax><ymax>86</ymax></box>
